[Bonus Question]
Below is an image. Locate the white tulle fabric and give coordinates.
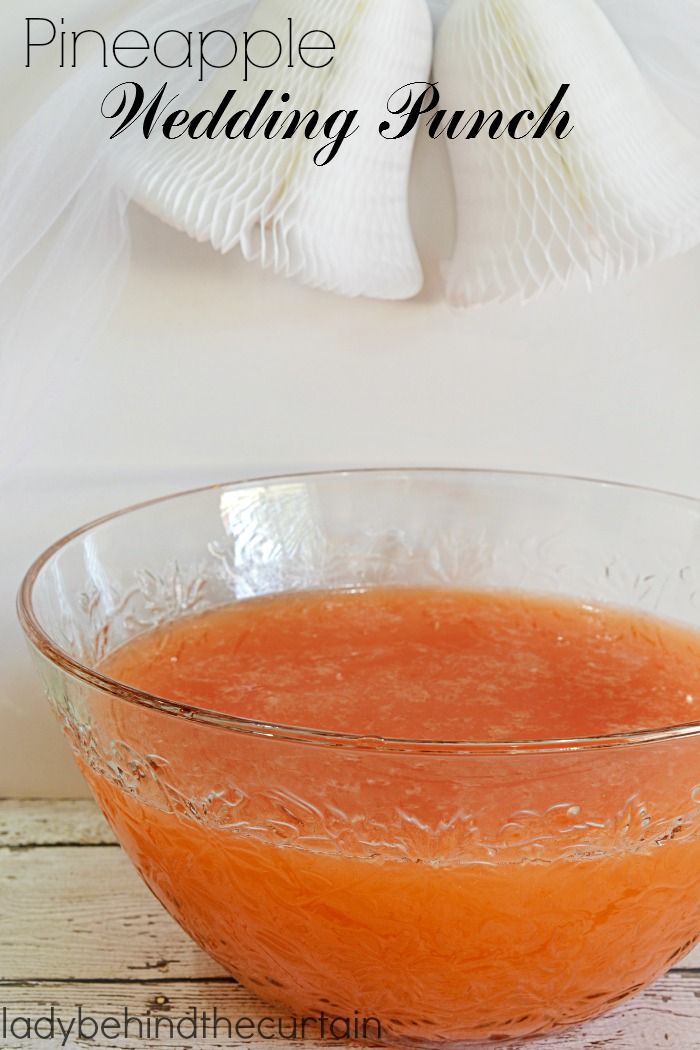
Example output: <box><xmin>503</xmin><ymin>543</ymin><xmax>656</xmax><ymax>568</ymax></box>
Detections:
<box><xmin>1</xmin><ymin>0</ymin><xmax>699</xmax><ymax>471</ymax></box>
<box><xmin>598</xmin><ymin>0</ymin><xmax>700</xmax><ymax>137</ymax></box>
<box><xmin>0</xmin><ymin>0</ymin><xmax>255</xmax><ymax>476</ymax></box>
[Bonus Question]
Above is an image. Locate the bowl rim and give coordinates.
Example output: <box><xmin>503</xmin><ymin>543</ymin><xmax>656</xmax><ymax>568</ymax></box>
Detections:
<box><xmin>17</xmin><ymin>466</ymin><xmax>700</xmax><ymax>756</ymax></box>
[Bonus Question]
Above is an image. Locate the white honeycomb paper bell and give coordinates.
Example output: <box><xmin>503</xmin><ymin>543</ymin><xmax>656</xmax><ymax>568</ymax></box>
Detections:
<box><xmin>434</xmin><ymin>0</ymin><xmax>700</xmax><ymax>306</ymax></box>
<box><xmin>126</xmin><ymin>0</ymin><xmax>433</xmax><ymax>300</ymax></box>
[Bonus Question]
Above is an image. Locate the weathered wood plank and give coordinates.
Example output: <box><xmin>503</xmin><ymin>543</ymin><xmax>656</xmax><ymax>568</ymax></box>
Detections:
<box><xmin>0</xmin><ymin>845</ymin><xmax>225</xmax><ymax>981</ymax></box>
<box><xmin>0</xmin><ymin>974</ymin><xmax>698</xmax><ymax>1050</ymax></box>
<box><xmin>0</xmin><ymin>800</ymin><xmax>115</xmax><ymax>847</ymax></box>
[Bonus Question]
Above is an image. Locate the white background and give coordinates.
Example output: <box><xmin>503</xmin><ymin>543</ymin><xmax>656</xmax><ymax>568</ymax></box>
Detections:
<box><xmin>1</xmin><ymin>1</ymin><xmax>699</xmax><ymax>796</ymax></box>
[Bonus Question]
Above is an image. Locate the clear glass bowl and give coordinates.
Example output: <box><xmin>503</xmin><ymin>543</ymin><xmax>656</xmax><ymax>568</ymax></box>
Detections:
<box><xmin>17</xmin><ymin>469</ymin><xmax>700</xmax><ymax>1048</ymax></box>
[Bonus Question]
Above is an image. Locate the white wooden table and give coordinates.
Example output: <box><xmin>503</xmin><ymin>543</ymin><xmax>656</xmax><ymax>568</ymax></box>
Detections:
<box><xmin>1</xmin><ymin>799</ymin><xmax>699</xmax><ymax>1049</ymax></box>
